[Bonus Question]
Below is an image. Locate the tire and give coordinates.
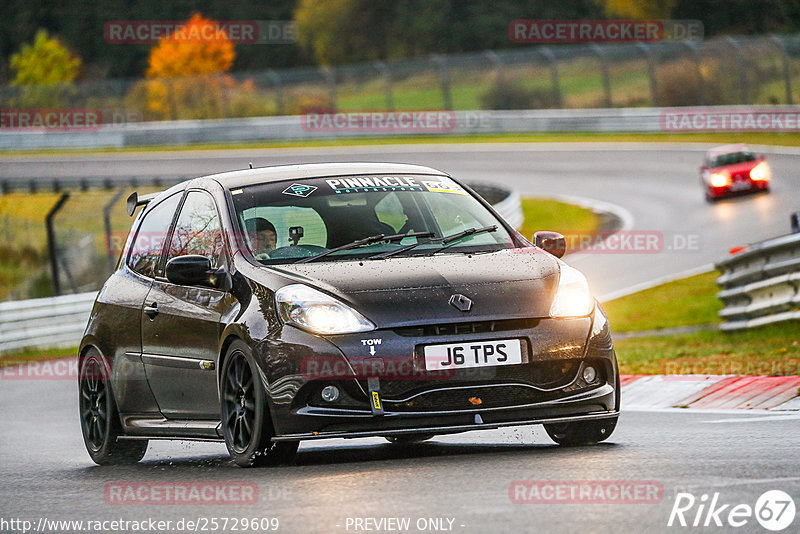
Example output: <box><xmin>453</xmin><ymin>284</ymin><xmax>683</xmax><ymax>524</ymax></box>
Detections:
<box><xmin>79</xmin><ymin>349</ymin><xmax>148</xmax><ymax>465</ymax></box>
<box><xmin>385</xmin><ymin>433</ymin><xmax>435</xmax><ymax>444</ymax></box>
<box><xmin>220</xmin><ymin>340</ymin><xmax>298</xmax><ymax>467</ymax></box>
<box><xmin>544</xmin><ymin>416</ymin><xmax>618</xmax><ymax>446</ymax></box>
<box><xmin>704</xmin><ymin>191</ymin><xmax>716</xmax><ymax>203</ymax></box>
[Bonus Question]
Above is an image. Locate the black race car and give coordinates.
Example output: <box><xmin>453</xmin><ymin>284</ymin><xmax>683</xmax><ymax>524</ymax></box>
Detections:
<box><xmin>78</xmin><ymin>162</ymin><xmax>620</xmax><ymax>467</ymax></box>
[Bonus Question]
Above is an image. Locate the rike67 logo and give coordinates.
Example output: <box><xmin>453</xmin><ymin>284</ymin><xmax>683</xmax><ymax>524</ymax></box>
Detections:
<box><xmin>668</xmin><ymin>490</ymin><xmax>796</xmax><ymax>531</ymax></box>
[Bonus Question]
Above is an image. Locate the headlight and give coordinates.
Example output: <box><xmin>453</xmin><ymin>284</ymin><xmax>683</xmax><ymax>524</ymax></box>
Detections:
<box><xmin>709</xmin><ymin>172</ymin><xmax>730</xmax><ymax>187</ymax></box>
<box><xmin>749</xmin><ymin>161</ymin><xmax>770</xmax><ymax>181</ymax></box>
<box><xmin>550</xmin><ymin>264</ymin><xmax>594</xmax><ymax>318</ymax></box>
<box><xmin>275</xmin><ymin>284</ymin><xmax>375</xmax><ymax>335</ymax></box>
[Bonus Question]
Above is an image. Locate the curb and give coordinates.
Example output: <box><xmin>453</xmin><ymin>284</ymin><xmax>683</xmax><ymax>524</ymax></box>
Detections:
<box><xmin>621</xmin><ymin>374</ymin><xmax>800</xmax><ymax>411</ymax></box>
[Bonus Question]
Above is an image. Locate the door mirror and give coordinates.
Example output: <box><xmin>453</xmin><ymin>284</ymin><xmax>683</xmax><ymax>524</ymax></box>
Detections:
<box><xmin>166</xmin><ymin>255</ymin><xmax>229</xmax><ymax>289</ymax></box>
<box><xmin>534</xmin><ymin>231</ymin><xmax>567</xmax><ymax>258</ymax></box>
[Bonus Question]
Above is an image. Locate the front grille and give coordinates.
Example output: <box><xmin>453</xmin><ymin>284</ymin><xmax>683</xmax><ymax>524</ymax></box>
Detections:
<box><xmin>367</xmin><ymin>359</ymin><xmax>582</xmax><ymax>401</ymax></box>
<box><xmin>385</xmin><ymin>384</ymin><xmax>562</xmax><ymax>411</ymax></box>
<box><xmin>393</xmin><ymin>318</ymin><xmax>540</xmax><ymax>337</ymax></box>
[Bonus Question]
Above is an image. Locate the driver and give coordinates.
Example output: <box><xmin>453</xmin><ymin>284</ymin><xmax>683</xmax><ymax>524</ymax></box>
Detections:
<box><xmin>246</xmin><ymin>217</ymin><xmax>277</xmax><ymax>260</ymax></box>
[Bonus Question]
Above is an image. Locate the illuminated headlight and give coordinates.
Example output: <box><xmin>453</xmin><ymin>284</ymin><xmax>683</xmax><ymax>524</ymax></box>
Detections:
<box><xmin>275</xmin><ymin>284</ymin><xmax>375</xmax><ymax>335</ymax></box>
<box><xmin>709</xmin><ymin>172</ymin><xmax>730</xmax><ymax>187</ymax></box>
<box><xmin>749</xmin><ymin>161</ymin><xmax>770</xmax><ymax>181</ymax></box>
<box><xmin>550</xmin><ymin>264</ymin><xmax>594</xmax><ymax>318</ymax></box>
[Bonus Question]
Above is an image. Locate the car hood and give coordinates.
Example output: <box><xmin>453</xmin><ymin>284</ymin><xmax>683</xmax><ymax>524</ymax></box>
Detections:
<box><xmin>273</xmin><ymin>248</ymin><xmax>561</xmax><ymax>328</ymax></box>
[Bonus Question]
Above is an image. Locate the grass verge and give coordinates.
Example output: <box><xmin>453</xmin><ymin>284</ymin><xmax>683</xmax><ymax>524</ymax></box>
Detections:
<box><xmin>0</xmin><ymin>346</ymin><xmax>79</xmax><ymax>367</ymax></box>
<box><xmin>605</xmin><ymin>271</ymin><xmax>800</xmax><ymax>375</ymax></box>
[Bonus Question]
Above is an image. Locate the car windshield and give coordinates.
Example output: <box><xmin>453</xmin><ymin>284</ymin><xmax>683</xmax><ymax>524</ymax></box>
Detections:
<box><xmin>229</xmin><ymin>174</ymin><xmax>515</xmax><ymax>264</ymax></box>
<box><xmin>710</xmin><ymin>151</ymin><xmax>756</xmax><ymax>167</ymax></box>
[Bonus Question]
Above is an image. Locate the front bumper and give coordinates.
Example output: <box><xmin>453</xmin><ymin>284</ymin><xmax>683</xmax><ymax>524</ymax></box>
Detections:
<box><xmin>256</xmin><ymin>304</ymin><xmax>618</xmax><ymax>440</ymax></box>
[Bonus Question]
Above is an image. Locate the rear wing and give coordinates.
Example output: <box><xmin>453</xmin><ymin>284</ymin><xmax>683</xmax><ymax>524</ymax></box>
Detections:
<box><xmin>126</xmin><ymin>191</ymin><xmax>160</xmax><ymax>216</ymax></box>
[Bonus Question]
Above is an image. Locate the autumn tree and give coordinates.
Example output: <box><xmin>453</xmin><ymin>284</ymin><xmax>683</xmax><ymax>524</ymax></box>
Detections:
<box><xmin>138</xmin><ymin>14</ymin><xmax>237</xmax><ymax>119</ymax></box>
<box><xmin>10</xmin><ymin>29</ymin><xmax>82</xmax><ymax>107</ymax></box>
<box><xmin>603</xmin><ymin>0</ymin><xmax>675</xmax><ymax>19</ymax></box>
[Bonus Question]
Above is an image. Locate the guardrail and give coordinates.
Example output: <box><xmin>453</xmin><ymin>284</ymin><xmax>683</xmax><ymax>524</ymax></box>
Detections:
<box><xmin>0</xmin><ymin>183</ymin><xmax>523</xmax><ymax>354</ymax></box>
<box><xmin>715</xmin><ymin>232</ymin><xmax>800</xmax><ymax>331</ymax></box>
<box><xmin>0</xmin><ymin>292</ymin><xmax>96</xmax><ymax>353</ymax></box>
<box><xmin>0</xmin><ymin>105</ymin><xmax>786</xmax><ymax>152</ymax></box>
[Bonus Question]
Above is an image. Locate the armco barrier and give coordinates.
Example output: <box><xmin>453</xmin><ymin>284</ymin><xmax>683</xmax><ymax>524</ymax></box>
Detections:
<box><xmin>0</xmin><ymin>106</ymin><xmax>788</xmax><ymax>152</ymax></box>
<box><xmin>0</xmin><ymin>183</ymin><xmax>522</xmax><ymax>354</ymax></box>
<box><xmin>715</xmin><ymin>232</ymin><xmax>800</xmax><ymax>331</ymax></box>
<box><xmin>0</xmin><ymin>292</ymin><xmax>96</xmax><ymax>353</ymax></box>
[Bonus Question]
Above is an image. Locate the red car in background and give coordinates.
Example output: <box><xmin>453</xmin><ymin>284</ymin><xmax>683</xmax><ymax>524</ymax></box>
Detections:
<box><xmin>701</xmin><ymin>144</ymin><xmax>771</xmax><ymax>202</ymax></box>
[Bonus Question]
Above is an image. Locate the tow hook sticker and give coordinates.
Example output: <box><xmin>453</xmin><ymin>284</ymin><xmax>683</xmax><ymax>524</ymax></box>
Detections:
<box><xmin>361</xmin><ymin>338</ymin><xmax>382</xmax><ymax>356</ymax></box>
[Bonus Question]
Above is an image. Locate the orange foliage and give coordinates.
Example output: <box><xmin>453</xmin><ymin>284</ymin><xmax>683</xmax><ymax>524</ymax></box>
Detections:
<box><xmin>147</xmin><ymin>14</ymin><xmax>235</xmax><ymax>78</ymax></box>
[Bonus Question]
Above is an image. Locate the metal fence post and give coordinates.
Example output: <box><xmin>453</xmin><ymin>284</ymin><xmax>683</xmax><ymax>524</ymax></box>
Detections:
<box><xmin>321</xmin><ymin>66</ymin><xmax>338</xmax><ymax>110</ymax></box>
<box><xmin>103</xmin><ymin>187</ymin><xmax>126</xmax><ymax>275</ymax></box>
<box><xmin>431</xmin><ymin>55</ymin><xmax>453</xmax><ymax>110</ymax></box>
<box><xmin>539</xmin><ymin>47</ymin><xmax>562</xmax><ymax>108</ymax></box>
<box><xmin>484</xmin><ymin>50</ymin><xmax>503</xmax><ymax>78</ymax></box>
<box><xmin>683</xmin><ymin>41</ymin><xmax>704</xmax><ymax>105</ymax></box>
<box><xmin>267</xmin><ymin>70</ymin><xmax>284</xmax><ymax>115</ymax></box>
<box><xmin>590</xmin><ymin>44</ymin><xmax>613</xmax><ymax>107</ymax></box>
<box><xmin>373</xmin><ymin>61</ymin><xmax>394</xmax><ymax>111</ymax></box>
<box><xmin>46</xmin><ymin>192</ymin><xmax>70</xmax><ymax>296</ymax></box>
<box><xmin>769</xmin><ymin>34</ymin><xmax>793</xmax><ymax>105</ymax></box>
<box><xmin>726</xmin><ymin>37</ymin><xmax>749</xmax><ymax>104</ymax></box>
<box><xmin>637</xmin><ymin>43</ymin><xmax>658</xmax><ymax>106</ymax></box>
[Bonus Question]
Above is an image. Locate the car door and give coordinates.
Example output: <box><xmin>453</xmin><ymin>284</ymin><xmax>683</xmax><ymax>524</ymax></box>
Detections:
<box><xmin>141</xmin><ymin>190</ymin><xmax>228</xmax><ymax>420</ymax></box>
<box><xmin>110</xmin><ymin>192</ymin><xmax>182</xmax><ymax>416</ymax></box>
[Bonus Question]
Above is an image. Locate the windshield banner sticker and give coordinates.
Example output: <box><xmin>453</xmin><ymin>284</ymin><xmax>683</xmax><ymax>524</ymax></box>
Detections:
<box><xmin>282</xmin><ymin>183</ymin><xmax>318</xmax><ymax>197</ymax></box>
<box><xmin>325</xmin><ymin>176</ymin><xmax>425</xmax><ymax>194</ymax></box>
<box><xmin>422</xmin><ymin>180</ymin><xmax>466</xmax><ymax>194</ymax></box>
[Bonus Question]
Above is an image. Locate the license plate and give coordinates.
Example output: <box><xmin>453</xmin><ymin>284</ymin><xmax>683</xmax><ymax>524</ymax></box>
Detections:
<box><xmin>730</xmin><ymin>180</ymin><xmax>751</xmax><ymax>191</ymax></box>
<box><xmin>423</xmin><ymin>339</ymin><xmax>522</xmax><ymax>371</ymax></box>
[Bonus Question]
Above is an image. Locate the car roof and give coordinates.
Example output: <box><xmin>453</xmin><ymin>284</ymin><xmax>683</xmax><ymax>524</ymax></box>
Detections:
<box><xmin>202</xmin><ymin>162</ymin><xmax>450</xmax><ymax>190</ymax></box>
<box><xmin>706</xmin><ymin>144</ymin><xmax>750</xmax><ymax>158</ymax></box>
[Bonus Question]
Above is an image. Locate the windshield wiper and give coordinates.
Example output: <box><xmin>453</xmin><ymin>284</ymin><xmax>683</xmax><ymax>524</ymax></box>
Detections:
<box><xmin>372</xmin><ymin>226</ymin><xmax>499</xmax><ymax>260</ymax></box>
<box><xmin>440</xmin><ymin>225</ymin><xmax>498</xmax><ymax>246</ymax></box>
<box><xmin>368</xmin><ymin>231</ymin><xmax>435</xmax><ymax>260</ymax></box>
<box><xmin>296</xmin><ymin>231</ymin><xmax>434</xmax><ymax>264</ymax></box>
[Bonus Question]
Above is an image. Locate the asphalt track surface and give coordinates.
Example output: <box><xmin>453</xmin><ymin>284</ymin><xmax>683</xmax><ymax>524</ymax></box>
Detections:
<box><xmin>1</xmin><ymin>143</ymin><xmax>800</xmax><ymax>533</ymax></box>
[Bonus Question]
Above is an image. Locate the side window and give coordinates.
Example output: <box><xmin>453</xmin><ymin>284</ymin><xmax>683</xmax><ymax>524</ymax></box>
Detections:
<box><xmin>374</xmin><ymin>192</ymin><xmax>407</xmax><ymax>232</ymax></box>
<box><xmin>127</xmin><ymin>193</ymin><xmax>181</xmax><ymax>278</ymax></box>
<box><xmin>167</xmin><ymin>191</ymin><xmax>225</xmax><ymax>269</ymax></box>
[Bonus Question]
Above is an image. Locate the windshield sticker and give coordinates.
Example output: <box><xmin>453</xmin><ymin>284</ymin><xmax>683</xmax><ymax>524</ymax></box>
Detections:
<box><xmin>325</xmin><ymin>176</ymin><xmax>424</xmax><ymax>194</ymax></box>
<box><xmin>422</xmin><ymin>180</ymin><xmax>467</xmax><ymax>194</ymax></box>
<box><xmin>282</xmin><ymin>183</ymin><xmax>318</xmax><ymax>197</ymax></box>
